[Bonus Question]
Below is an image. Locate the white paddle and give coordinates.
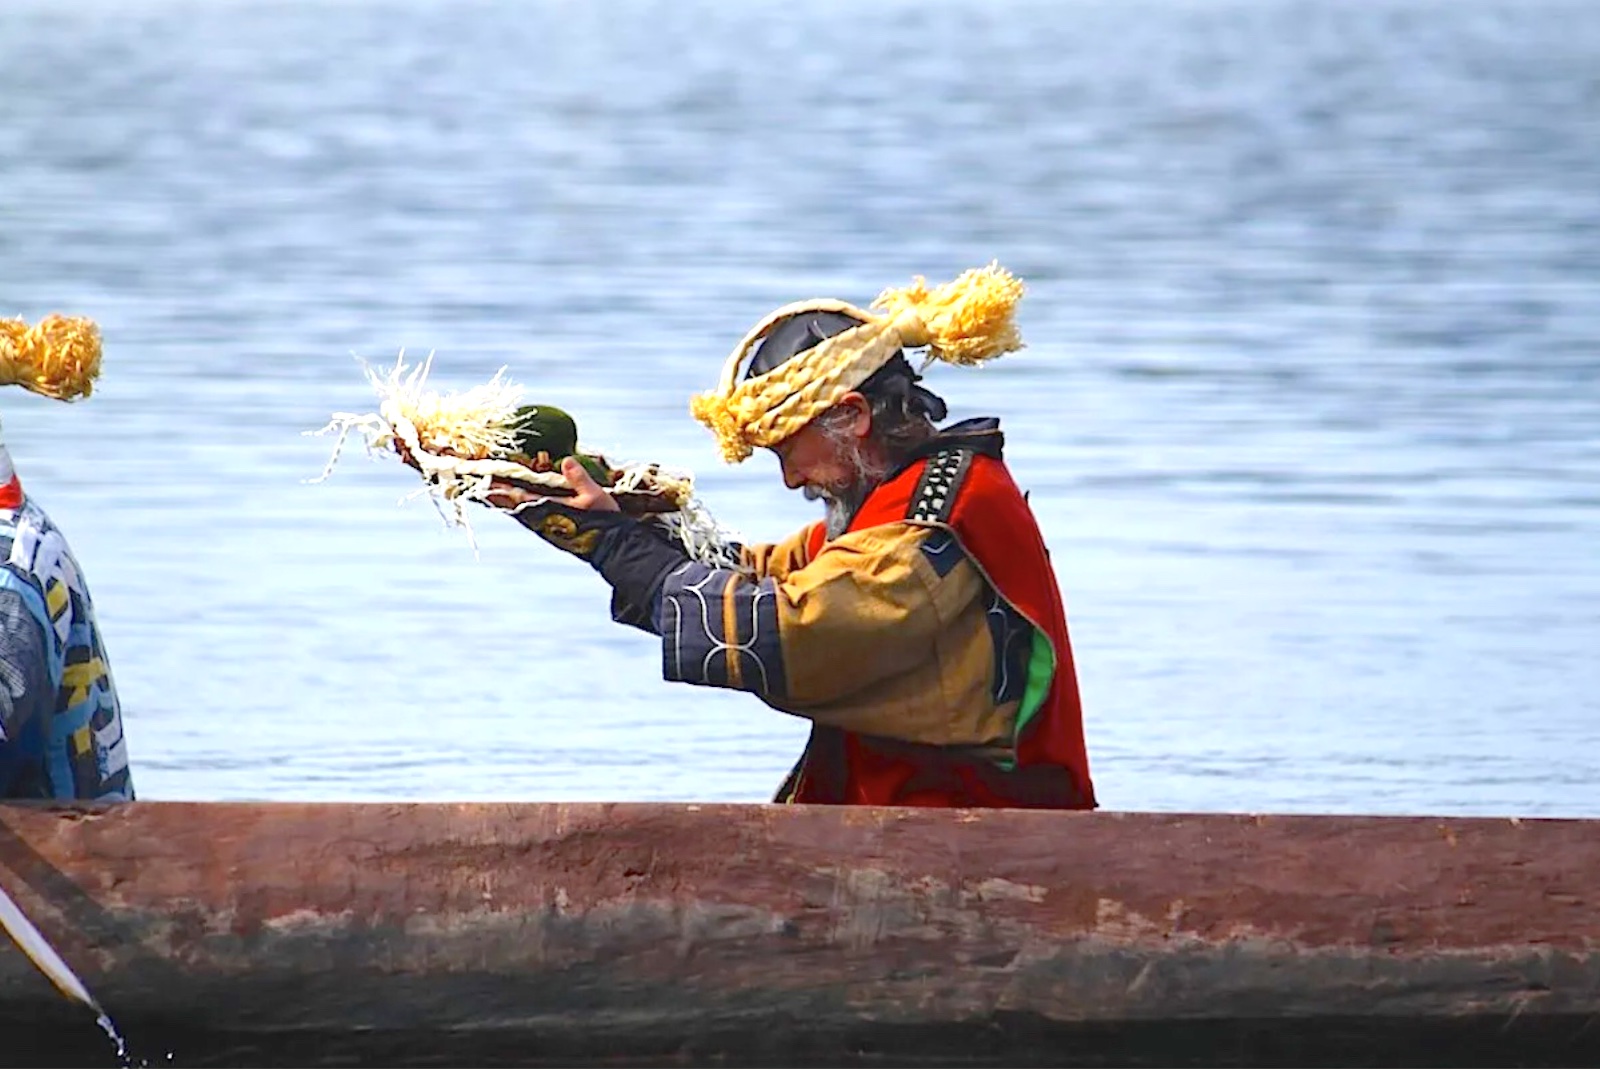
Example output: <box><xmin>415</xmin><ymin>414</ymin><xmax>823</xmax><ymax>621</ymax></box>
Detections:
<box><xmin>0</xmin><ymin>876</ymin><xmax>129</xmax><ymax>1060</ymax></box>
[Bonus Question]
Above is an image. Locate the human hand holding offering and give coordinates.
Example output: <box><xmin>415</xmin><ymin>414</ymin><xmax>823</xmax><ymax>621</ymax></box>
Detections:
<box><xmin>484</xmin><ymin>456</ymin><xmax>640</xmax><ymax>562</ymax></box>
<box><xmin>486</xmin><ymin>404</ymin><xmax>664</xmax><ymax>512</ymax></box>
<box><xmin>311</xmin><ymin>354</ymin><xmax>739</xmax><ymax>565</ymax></box>
<box><xmin>486</xmin><ymin>455</ymin><xmax>619</xmax><ymax>515</ymax></box>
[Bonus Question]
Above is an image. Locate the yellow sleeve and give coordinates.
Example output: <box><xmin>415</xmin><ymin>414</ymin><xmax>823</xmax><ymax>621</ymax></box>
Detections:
<box><xmin>659</xmin><ymin>520</ymin><xmax>999</xmax><ymax>745</ymax></box>
<box><xmin>770</xmin><ymin>523</ymin><xmax>978</xmax><ymax>707</ymax></box>
<box><xmin>738</xmin><ymin>522</ymin><xmax>821</xmax><ymax>582</ymax></box>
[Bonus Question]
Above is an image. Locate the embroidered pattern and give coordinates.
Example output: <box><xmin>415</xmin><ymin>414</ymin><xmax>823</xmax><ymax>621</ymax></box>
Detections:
<box><xmin>910</xmin><ymin>449</ymin><xmax>1030</xmax><ymax>706</ymax></box>
<box><xmin>919</xmin><ymin>532</ymin><xmax>964</xmax><ymax>578</ymax></box>
<box><xmin>0</xmin><ymin>498</ymin><xmax>132</xmax><ymax>800</ymax></box>
<box><xmin>986</xmin><ymin>591</ymin><xmax>1033</xmax><ymax>706</ymax></box>
<box><xmin>661</xmin><ymin>562</ymin><xmax>787</xmax><ymax>698</ymax></box>
<box><xmin>908</xmin><ymin>448</ymin><xmax>974</xmax><ymax>524</ymax></box>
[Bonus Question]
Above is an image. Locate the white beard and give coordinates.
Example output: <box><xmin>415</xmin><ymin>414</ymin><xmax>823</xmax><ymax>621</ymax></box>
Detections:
<box><xmin>823</xmin><ymin>497</ymin><xmax>855</xmax><ymax>540</ymax></box>
<box><xmin>801</xmin><ymin>443</ymin><xmax>890</xmax><ymax>541</ymax></box>
<box><xmin>806</xmin><ymin>483</ymin><xmax>863</xmax><ymax>540</ymax></box>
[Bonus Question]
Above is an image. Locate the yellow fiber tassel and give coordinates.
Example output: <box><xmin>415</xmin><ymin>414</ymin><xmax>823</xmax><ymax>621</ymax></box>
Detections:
<box><xmin>0</xmin><ymin>315</ymin><xmax>103</xmax><ymax>401</ymax></box>
<box><xmin>872</xmin><ymin>261</ymin><xmax>1026</xmax><ymax>366</ymax></box>
<box><xmin>689</xmin><ymin>392</ymin><xmax>757</xmax><ymax>464</ymax></box>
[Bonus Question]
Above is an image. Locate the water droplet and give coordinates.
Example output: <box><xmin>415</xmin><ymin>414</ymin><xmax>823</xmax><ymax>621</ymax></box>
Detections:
<box><xmin>95</xmin><ymin>1011</ymin><xmax>147</xmax><ymax>1068</ymax></box>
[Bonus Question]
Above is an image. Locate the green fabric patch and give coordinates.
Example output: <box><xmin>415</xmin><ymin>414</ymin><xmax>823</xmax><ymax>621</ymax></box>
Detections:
<box><xmin>998</xmin><ymin>629</ymin><xmax>1055</xmax><ymax>771</ymax></box>
<box><xmin>1017</xmin><ymin>628</ymin><xmax>1056</xmax><ymax>739</ymax></box>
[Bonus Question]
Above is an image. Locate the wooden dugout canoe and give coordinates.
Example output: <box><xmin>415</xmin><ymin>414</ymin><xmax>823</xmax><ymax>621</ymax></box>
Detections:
<box><xmin>0</xmin><ymin>802</ymin><xmax>1596</xmax><ymax>1067</ymax></box>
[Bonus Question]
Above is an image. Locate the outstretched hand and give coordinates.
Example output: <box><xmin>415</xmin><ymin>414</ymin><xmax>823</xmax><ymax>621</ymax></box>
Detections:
<box><xmin>487</xmin><ymin>456</ymin><xmax>621</xmax><ymax>515</ymax></box>
<box><xmin>490</xmin><ymin>457</ymin><xmax>627</xmax><ymax>561</ymax></box>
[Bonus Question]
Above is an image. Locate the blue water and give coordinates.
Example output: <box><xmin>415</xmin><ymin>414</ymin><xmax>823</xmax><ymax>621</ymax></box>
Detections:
<box><xmin>0</xmin><ymin>0</ymin><xmax>1595</xmax><ymax>815</ymax></box>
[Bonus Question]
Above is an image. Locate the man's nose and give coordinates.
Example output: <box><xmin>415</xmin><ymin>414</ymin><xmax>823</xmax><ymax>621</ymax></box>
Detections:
<box><xmin>780</xmin><ymin>458</ymin><xmax>805</xmax><ymax>490</ymax></box>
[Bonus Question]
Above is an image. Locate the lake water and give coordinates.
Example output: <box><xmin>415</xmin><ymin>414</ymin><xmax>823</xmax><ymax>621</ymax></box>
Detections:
<box><xmin>0</xmin><ymin>0</ymin><xmax>1596</xmax><ymax>816</ymax></box>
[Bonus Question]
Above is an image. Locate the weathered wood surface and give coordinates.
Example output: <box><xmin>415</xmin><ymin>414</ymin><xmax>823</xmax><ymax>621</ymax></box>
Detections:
<box><xmin>0</xmin><ymin>802</ymin><xmax>1597</xmax><ymax>1067</ymax></box>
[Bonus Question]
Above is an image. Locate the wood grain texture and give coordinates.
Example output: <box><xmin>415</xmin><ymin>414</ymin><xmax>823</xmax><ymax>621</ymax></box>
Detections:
<box><xmin>0</xmin><ymin>802</ymin><xmax>1595</xmax><ymax>1066</ymax></box>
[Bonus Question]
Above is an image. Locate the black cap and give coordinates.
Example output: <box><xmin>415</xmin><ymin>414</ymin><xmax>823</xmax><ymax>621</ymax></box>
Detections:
<box><xmin>745</xmin><ymin>311</ymin><xmax>868</xmax><ymax>378</ymax></box>
<box><xmin>744</xmin><ymin>310</ymin><xmax>947</xmax><ymax>423</ymax></box>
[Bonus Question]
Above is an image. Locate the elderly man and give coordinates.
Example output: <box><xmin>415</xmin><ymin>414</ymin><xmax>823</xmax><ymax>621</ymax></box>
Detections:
<box><xmin>0</xmin><ymin>317</ymin><xmax>133</xmax><ymax>801</ymax></box>
<box><xmin>500</xmin><ymin>266</ymin><xmax>1094</xmax><ymax>809</ymax></box>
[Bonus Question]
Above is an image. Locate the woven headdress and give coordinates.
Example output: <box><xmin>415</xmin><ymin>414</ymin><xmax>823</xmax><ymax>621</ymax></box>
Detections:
<box><xmin>0</xmin><ymin>315</ymin><xmax>102</xmax><ymax>401</ymax></box>
<box><xmin>690</xmin><ymin>263</ymin><xmax>1026</xmax><ymax>463</ymax></box>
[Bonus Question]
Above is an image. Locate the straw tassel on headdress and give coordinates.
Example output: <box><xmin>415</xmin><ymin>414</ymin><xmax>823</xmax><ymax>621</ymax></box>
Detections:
<box><xmin>690</xmin><ymin>262</ymin><xmax>1025</xmax><ymax>463</ymax></box>
<box><xmin>0</xmin><ymin>315</ymin><xmax>103</xmax><ymax>401</ymax></box>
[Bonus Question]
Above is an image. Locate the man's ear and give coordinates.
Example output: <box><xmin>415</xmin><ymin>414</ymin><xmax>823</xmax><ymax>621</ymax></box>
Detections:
<box><xmin>839</xmin><ymin>391</ymin><xmax>872</xmax><ymax>438</ymax></box>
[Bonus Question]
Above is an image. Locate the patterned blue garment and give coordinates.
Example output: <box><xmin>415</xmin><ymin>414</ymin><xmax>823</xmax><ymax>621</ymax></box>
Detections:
<box><xmin>0</xmin><ymin>494</ymin><xmax>133</xmax><ymax>800</ymax></box>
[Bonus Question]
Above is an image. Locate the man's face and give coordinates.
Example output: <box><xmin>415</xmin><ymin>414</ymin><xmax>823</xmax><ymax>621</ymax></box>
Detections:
<box><xmin>768</xmin><ymin>398</ymin><xmax>884</xmax><ymax>538</ymax></box>
<box><xmin>771</xmin><ymin>420</ymin><xmax>859</xmax><ymax>498</ymax></box>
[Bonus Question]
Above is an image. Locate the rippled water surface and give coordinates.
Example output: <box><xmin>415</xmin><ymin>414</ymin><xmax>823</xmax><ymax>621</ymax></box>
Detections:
<box><xmin>1</xmin><ymin>0</ymin><xmax>1596</xmax><ymax>814</ymax></box>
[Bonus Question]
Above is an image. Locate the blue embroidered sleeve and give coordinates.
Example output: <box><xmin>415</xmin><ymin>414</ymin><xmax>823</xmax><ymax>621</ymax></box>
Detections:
<box><xmin>659</xmin><ymin>562</ymin><xmax>787</xmax><ymax>699</ymax></box>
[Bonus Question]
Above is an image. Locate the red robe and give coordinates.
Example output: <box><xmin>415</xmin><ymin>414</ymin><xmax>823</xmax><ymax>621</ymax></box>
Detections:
<box><xmin>786</xmin><ymin>449</ymin><xmax>1096</xmax><ymax>809</ymax></box>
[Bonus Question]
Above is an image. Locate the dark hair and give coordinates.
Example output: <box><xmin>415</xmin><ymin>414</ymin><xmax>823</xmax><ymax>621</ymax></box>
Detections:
<box><xmin>747</xmin><ymin>310</ymin><xmax>947</xmax><ymax>463</ymax></box>
<box><xmin>849</xmin><ymin>354</ymin><xmax>946</xmax><ymax>460</ymax></box>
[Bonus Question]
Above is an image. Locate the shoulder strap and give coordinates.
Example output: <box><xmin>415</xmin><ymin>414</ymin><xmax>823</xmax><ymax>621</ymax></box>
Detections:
<box><xmin>906</xmin><ymin>447</ymin><xmax>974</xmax><ymax>524</ymax></box>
